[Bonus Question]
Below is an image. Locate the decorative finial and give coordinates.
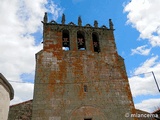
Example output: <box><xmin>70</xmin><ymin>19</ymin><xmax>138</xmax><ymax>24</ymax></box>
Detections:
<box><xmin>61</xmin><ymin>14</ymin><xmax>65</xmax><ymax>24</ymax></box>
<box><xmin>43</xmin><ymin>12</ymin><xmax>48</xmax><ymax>23</ymax></box>
<box><xmin>94</xmin><ymin>20</ymin><xmax>98</xmax><ymax>28</ymax></box>
<box><xmin>78</xmin><ymin>16</ymin><xmax>82</xmax><ymax>26</ymax></box>
<box><xmin>109</xmin><ymin>19</ymin><xmax>114</xmax><ymax>29</ymax></box>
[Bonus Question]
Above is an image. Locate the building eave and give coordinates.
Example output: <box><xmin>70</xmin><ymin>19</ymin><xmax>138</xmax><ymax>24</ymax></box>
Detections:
<box><xmin>0</xmin><ymin>73</ymin><xmax>14</xmax><ymax>100</ymax></box>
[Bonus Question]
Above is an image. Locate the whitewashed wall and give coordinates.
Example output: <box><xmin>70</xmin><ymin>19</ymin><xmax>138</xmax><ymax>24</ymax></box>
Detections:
<box><xmin>0</xmin><ymin>84</ymin><xmax>10</xmax><ymax>120</ymax></box>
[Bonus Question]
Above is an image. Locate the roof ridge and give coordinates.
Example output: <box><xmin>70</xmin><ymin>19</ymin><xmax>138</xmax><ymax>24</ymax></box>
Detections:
<box><xmin>10</xmin><ymin>99</ymin><xmax>33</xmax><ymax>107</ymax></box>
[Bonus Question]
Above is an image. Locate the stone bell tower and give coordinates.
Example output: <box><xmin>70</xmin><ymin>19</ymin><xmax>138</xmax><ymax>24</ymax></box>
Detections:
<box><xmin>32</xmin><ymin>13</ymin><xmax>136</xmax><ymax>120</ymax></box>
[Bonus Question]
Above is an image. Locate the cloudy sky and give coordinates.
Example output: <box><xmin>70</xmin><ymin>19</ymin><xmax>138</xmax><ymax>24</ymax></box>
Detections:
<box><xmin>0</xmin><ymin>0</ymin><xmax>160</xmax><ymax>113</ymax></box>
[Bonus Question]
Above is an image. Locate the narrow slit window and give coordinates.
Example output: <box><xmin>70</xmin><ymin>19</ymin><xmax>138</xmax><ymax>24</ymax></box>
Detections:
<box><xmin>84</xmin><ymin>85</ymin><xmax>88</xmax><ymax>92</ymax></box>
<box><xmin>77</xmin><ymin>31</ymin><xmax>86</xmax><ymax>50</ymax></box>
<box><xmin>92</xmin><ymin>33</ymin><xmax>100</xmax><ymax>52</ymax></box>
<box><xmin>62</xmin><ymin>30</ymin><xmax>70</xmax><ymax>51</ymax></box>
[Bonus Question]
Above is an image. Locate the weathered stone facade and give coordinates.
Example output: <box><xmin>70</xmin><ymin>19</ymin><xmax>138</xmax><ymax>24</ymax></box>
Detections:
<box><xmin>8</xmin><ymin>100</ymin><xmax>153</xmax><ymax>120</ymax></box>
<box><xmin>8</xmin><ymin>100</ymin><xmax>32</xmax><ymax>120</ymax></box>
<box><xmin>32</xmin><ymin>13</ymin><xmax>136</xmax><ymax>120</ymax></box>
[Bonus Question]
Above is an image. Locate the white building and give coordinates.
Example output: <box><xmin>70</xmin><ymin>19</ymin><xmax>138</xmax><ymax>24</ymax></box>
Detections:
<box><xmin>0</xmin><ymin>73</ymin><xmax>14</xmax><ymax>120</ymax></box>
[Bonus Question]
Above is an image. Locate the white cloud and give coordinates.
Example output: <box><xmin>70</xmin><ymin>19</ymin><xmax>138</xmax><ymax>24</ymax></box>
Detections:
<box><xmin>129</xmin><ymin>56</ymin><xmax>160</xmax><ymax>97</ymax></box>
<box><xmin>0</xmin><ymin>0</ymin><xmax>63</xmax><ymax>104</ymax></box>
<box><xmin>47</xmin><ymin>1</ymin><xmax>63</xmax><ymax>20</ymax></box>
<box><xmin>134</xmin><ymin>55</ymin><xmax>159</xmax><ymax>75</ymax></box>
<box><xmin>10</xmin><ymin>82</ymin><xmax>34</xmax><ymax>105</ymax></box>
<box><xmin>135</xmin><ymin>98</ymin><xmax>160</xmax><ymax>112</ymax></box>
<box><xmin>124</xmin><ymin>0</ymin><xmax>160</xmax><ymax>47</ymax></box>
<box><xmin>131</xmin><ymin>45</ymin><xmax>151</xmax><ymax>56</ymax></box>
<box><xmin>129</xmin><ymin>56</ymin><xmax>160</xmax><ymax>112</ymax></box>
<box><xmin>129</xmin><ymin>75</ymin><xmax>159</xmax><ymax>97</ymax></box>
<box><xmin>123</xmin><ymin>0</ymin><xmax>160</xmax><ymax>113</ymax></box>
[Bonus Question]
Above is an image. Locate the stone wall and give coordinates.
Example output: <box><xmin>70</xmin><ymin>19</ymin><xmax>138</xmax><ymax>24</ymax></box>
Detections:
<box><xmin>32</xmin><ymin>14</ymin><xmax>136</xmax><ymax>120</ymax></box>
<box><xmin>8</xmin><ymin>100</ymin><xmax>32</xmax><ymax>120</ymax></box>
<box><xmin>8</xmin><ymin>99</ymin><xmax>153</xmax><ymax>120</ymax></box>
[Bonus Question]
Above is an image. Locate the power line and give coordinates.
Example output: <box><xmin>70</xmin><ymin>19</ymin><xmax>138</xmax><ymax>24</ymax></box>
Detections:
<box><xmin>152</xmin><ymin>71</ymin><xmax>160</xmax><ymax>92</ymax></box>
<box><xmin>8</xmin><ymin>71</ymin><xmax>158</xmax><ymax>84</ymax></box>
<box><xmin>128</xmin><ymin>71</ymin><xmax>152</xmax><ymax>78</ymax></box>
<box><xmin>129</xmin><ymin>71</ymin><xmax>160</xmax><ymax>93</ymax></box>
<box><xmin>8</xmin><ymin>71</ymin><xmax>160</xmax><ymax>93</ymax></box>
<box><xmin>8</xmin><ymin>80</ymin><xmax>33</xmax><ymax>84</ymax></box>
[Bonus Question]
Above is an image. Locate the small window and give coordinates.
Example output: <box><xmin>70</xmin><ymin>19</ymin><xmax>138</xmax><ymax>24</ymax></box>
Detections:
<box><xmin>84</xmin><ymin>85</ymin><xmax>88</xmax><ymax>92</ymax></box>
<box><xmin>62</xmin><ymin>30</ymin><xmax>70</xmax><ymax>51</ymax></box>
<box><xmin>77</xmin><ymin>31</ymin><xmax>86</xmax><ymax>50</ymax></box>
<box><xmin>92</xmin><ymin>33</ymin><xmax>100</xmax><ymax>52</ymax></box>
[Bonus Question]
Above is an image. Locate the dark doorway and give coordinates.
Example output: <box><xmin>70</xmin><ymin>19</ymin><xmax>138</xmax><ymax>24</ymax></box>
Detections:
<box><xmin>84</xmin><ymin>118</ymin><xmax>92</xmax><ymax>120</ymax></box>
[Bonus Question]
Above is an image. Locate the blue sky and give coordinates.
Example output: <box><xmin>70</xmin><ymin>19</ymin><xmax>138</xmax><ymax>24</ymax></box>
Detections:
<box><xmin>0</xmin><ymin>0</ymin><xmax>160</xmax><ymax>112</ymax></box>
<box><xmin>47</xmin><ymin>0</ymin><xmax>151</xmax><ymax>72</ymax></box>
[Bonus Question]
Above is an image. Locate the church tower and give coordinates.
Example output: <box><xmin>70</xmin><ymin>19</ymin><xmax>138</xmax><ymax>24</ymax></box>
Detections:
<box><xmin>32</xmin><ymin>13</ymin><xmax>136</xmax><ymax>120</ymax></box>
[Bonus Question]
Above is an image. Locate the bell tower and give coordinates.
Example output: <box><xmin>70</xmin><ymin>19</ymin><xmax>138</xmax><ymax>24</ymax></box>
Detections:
<box><xmin>32</xmin><ymin>13</ymin><xmax>136</xmax><ymax>120</ymax></box>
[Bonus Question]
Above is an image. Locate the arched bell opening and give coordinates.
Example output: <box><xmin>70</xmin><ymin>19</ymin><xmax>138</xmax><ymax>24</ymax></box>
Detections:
<box><xmin>92</xmin><ymin>32</ymin><xmax>100</xmax><ymax>53</ymax></box>
<box><xmin>62</xmin><ymin>30</ymin><xmax>70</xmax><ymax>51</ymax></box>
<box><xmin>77</xmin><ymin>31</ymin><xmax>86</xmax><ymax>50</ymax></box>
